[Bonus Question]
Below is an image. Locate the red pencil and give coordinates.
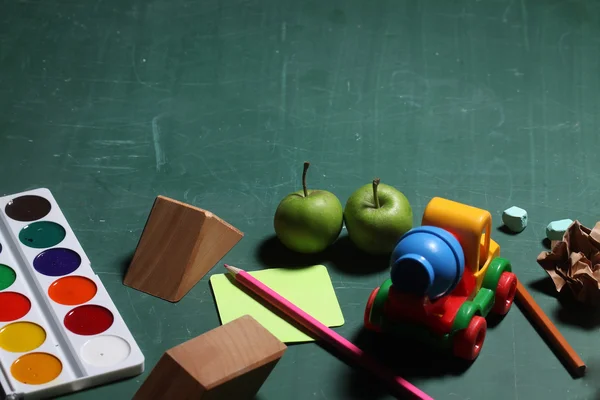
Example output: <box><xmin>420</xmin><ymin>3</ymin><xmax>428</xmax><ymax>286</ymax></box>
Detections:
<box><xmin>225</xmin><ymin>264</ymin><xmax>433</xmax><ymax>400</ymax></box>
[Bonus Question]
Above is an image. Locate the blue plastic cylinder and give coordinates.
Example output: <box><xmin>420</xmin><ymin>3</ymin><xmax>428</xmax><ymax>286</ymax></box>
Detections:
<box><xmin>390</xmin><ymin>226</ymin><xmax>465</xmax><ymax>299</ymax></box>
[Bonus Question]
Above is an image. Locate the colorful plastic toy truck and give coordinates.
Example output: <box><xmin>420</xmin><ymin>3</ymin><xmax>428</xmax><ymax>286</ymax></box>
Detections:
<box><xmin>364</xmin><ymin>197</ymin><xmax>517</xmax><ymax>360</ymax></box>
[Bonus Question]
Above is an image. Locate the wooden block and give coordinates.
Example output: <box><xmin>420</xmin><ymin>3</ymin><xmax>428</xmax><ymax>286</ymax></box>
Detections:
<box><xmin>132</xmin><ymin>315</ymin><xmax>287</xmax><ymax>400</ymax></box>
<box><xmin>124</xmin><ymin>195</ymin><xmax>243</xmax><ymax>302</ymax></box>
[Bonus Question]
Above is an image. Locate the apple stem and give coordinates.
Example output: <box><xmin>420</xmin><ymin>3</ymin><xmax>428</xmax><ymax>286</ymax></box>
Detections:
<box><xmin>373</xmin><ymin>178</ymin><xmax>381</xmax><ymax>208</ymax></box>
<box><xmin>302</xmin><ymin>162</ymin><xmax>310</xmax><ymax>197</ymax></box>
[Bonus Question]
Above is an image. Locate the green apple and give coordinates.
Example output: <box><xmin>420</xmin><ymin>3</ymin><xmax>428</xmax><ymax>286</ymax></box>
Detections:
<box><xmin>274</xmin><ymin>162</ymin><xmax>343</xmax><ymax>253</ymax></box>
<box><xmin>344</xmin><ymin>178</ymin><xmax>413</xmax><ymax>255</ymax></box>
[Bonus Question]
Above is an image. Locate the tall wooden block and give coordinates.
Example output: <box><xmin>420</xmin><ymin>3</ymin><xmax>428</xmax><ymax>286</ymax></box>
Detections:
<box><xmin>133</xmin><ymin>315</ymin><xmax>287</xmax><ymax>400</ymax></box>
<box><xmin>124</xmin><ymin>195</ymin><xmax>243</xmax><ymax>302</ymax></box>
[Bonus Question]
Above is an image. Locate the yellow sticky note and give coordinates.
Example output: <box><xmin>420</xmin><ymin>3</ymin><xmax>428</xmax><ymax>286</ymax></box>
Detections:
<box><xmin>209</xmin><ymin>265</ymin><xmax>345</xmax><ymax>343</ymax></box>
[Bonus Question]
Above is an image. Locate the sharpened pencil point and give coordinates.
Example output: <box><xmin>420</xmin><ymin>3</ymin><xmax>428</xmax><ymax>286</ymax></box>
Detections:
<box><xmin>224</xmin><ymin>264</ymin><xmax>242</xmax><ymax>274</ymax></box>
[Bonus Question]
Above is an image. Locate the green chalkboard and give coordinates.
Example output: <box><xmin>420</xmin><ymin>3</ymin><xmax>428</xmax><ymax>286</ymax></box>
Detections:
<box><xmin>2</xmin><ymin>0</ymin><xmax>600</xmax><ymax>399</ymax></box>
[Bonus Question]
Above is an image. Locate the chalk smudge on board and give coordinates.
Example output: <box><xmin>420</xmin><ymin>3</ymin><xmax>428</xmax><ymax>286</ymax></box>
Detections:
<box><xmin>91</xmin><ymin>140</ymin><xmax>136</xmax><ymax>146</ymax></box>
<box><xmin>281</xmin><ymin>21</ymin><xmax>287</xmax><ymax>42</ymax></box>
<box><xmin>280</xmin><ymin>60</ymin><xmax>287</xmax><ymax>110</ymax></box>
<box><xmin>520</xmin><ymin>0</ymin><xmax>530</xmax><ymax>51</ymax></box>
<box><xmin>152</xmin><ymin>115</ymin><xmax>166</xmax><ymax>172</ymax></box>
<box><xmin>502</xmin><ymin>0</ymin><xmax>514</xmax><ymax>23</ymax></box>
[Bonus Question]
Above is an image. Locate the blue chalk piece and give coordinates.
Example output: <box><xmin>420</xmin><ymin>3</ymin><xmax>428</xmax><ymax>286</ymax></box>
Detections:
<box><xmin>546</xmin><ymin>219</ymin><xmax>573</xmax><ymax>241</ymax></box>
<box><xmin>502</xmin><ymin>206</ymin><xmax>528</xmax><ymax>233</ymax></box>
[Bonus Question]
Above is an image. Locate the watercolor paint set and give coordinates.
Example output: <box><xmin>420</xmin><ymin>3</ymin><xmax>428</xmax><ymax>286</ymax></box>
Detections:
<box><xmin>0</xmin><ymin>188</ymin><xmax>144</xmax><ymax>399</ymax></box>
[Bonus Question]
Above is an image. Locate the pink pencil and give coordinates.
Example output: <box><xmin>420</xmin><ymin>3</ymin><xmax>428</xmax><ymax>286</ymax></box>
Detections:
<box><xmin>224</xmin><ymin>264</ymin><xmax>433</xmax><ymax>400</ymax></box>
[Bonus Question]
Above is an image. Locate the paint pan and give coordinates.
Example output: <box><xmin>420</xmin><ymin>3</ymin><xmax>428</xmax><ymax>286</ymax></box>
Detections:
<box><xmin>0</xmin><ymin>188</ymin><xmax>144</xmax><ymax>399</ymax></box>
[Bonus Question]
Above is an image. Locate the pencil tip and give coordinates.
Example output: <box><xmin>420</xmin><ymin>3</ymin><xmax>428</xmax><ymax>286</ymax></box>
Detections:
<box><xmin>224</xmin><ymin>264</ymin><xmax>241</xmax><ymax>274</ymax></box>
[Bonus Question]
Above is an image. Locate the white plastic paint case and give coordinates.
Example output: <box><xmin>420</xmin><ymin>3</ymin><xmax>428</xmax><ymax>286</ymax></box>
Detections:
<box><xmin>0</xmin><ymin>188</ymin><xmax>144</xmax><ymax>399</ymax></box>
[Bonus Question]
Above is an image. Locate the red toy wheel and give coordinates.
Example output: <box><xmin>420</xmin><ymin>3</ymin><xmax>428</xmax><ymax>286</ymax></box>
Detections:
<box><xmin>492</xmin><ymin>272</ymin><xmax>517</xmax><ymax>315</ymax></box>
<box><xmin>364</xmin><ymin>288</ymin><xmax>381</xmax><ymax>331</ymax></box>
<box><xmin>453</xmin><ymin>316</ymin><xmax>487</xmax><ymax>361</ymax></box>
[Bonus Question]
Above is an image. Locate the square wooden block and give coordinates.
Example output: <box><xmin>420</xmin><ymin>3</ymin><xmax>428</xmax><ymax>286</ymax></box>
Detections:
<box><xmin>133</xmin><ymin>315</ymin><xmax>287</xmax><ymax>400</ymax></box>
<box><xmin>124</xmin><ymin>195</ymin><xmax>243</xmax><ymax>302</ymax></box>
